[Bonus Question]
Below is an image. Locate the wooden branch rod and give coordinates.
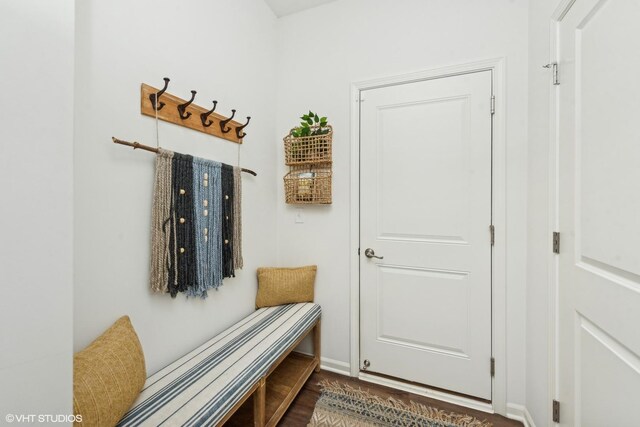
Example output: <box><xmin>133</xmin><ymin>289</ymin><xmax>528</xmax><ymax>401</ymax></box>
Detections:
<box><xmin>111</xmin><ymin>137</ymin><xmax>257</xmax><ymax>176</ymax></box>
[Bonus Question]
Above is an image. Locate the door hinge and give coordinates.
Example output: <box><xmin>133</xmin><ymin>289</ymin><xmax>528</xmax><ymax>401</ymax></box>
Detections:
<box><xmin>552</xmin><ymin>399</ymin><xmax>560</xmax><ymax>423</ymax></box>
<box><xmin>543</xmin><ymin>62</ymin><xmax>560</xmax><ymax>85</ymax></box>
<box><xmin>489</xmin><ymin>225</ymin><xmax>495</xmax><ymax>246</ymax></box>
<box><xmin>553</xmin><ymin>231</ymin><xmax>560</xmax><ymax>254</ymax></box>
<box><xmin>490</xmin><ymin>95</ymin><xmax>495</xmax><ymax>115</ymax></box>
<box><xmin>490</xmin><ymin>357</ymin><xmax>495</xmax><ymax>377</ymax></box>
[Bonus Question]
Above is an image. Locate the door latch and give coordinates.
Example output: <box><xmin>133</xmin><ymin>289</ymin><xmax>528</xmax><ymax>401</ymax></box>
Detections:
<box><xmin>364</xmin><ymin>248</ymin><xmax>383</xmax><ymax>259</ymax></box>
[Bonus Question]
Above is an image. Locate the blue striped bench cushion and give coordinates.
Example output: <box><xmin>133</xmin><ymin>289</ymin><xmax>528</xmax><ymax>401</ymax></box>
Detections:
<box><xmin>118</xmin><ymin>303</ymin><xmax>321</xmax><ymax>427</ymax></box>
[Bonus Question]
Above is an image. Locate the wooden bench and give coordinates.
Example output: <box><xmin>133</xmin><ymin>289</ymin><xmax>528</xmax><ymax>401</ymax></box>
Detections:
<box><xmin>117</xmin><ymin>303</ymin><xmax>321</xmax><ymax>426</ymax></box>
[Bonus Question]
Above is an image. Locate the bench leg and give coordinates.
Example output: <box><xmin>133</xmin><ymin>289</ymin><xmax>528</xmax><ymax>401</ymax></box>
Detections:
<box><xmin>313</xmin><ymin>320</ymin><xmax>321</xmax><ymax>373</ymax></box>
<box><xmin>253</xmin><ymin>377</ymin><xmax>266</xmax><ymax>427</ymax></box>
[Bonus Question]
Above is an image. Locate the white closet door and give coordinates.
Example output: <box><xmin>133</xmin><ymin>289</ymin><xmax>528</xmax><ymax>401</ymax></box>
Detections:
<box><xmin>359</xmin><ymin>71</ymin><xmax>493</xmax><ymax>399</ymax></box>
<box><xmin>557</xmin><ymin>1</ymin><xmax>640</xmax><ymax>425</ymax></box>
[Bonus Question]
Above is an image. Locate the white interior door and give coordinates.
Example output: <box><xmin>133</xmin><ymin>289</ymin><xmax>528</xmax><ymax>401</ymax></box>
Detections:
<box><xmin>359</xmin><ymin>71</ymin><xmax>493</xmax><ymax>400</ymax></box>
<box><xmin>557</xmin><ymin>1</ymin><xmax>640</xmax><ymax>426</ymax></box>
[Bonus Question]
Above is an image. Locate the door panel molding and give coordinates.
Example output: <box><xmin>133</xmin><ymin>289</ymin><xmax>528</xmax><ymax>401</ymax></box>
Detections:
<box><xmin>349</xmin><ymin>57</ymin><xmax>507</xmax><ymax>415</ymax></box>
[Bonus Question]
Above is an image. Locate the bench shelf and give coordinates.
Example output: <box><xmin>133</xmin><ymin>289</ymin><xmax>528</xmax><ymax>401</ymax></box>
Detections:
<box><xmin>226</xmin><ymin>352</ymin><xmax>317</xmax><ymax>426</ymax></box>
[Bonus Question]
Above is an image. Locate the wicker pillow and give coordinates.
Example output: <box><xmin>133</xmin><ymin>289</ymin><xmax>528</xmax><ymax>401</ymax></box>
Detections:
<box><xmin>256</xmin><ymin>265</ymin><xmax>317</xmax><ymax>308</ymax></box>
<box><xmin>73</xmin><ymin>316</ymin><xmax>146</xmax><ymax>427</ymax></box>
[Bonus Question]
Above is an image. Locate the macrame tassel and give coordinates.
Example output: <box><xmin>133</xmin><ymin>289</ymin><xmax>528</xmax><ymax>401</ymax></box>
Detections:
<box><xmin>150</xmin><ymin>149</ymin><xmax>174</xmax><ymax>293</ymax></box>
<box><xmin>221</xmin><ymin>164</ymin><xmax>235</xmax><ymax>278</ymax></box>
<box><xmin>190</xmin><ymin>158</ymin><xmax>223</xmax><ymax>298</ymax></box>
<box><xmin>169</xmin><ymin>152</ymin><xmax>196</xmax><ymax>297</ymax></box>
<box><xmin>232</xmin><ymin>166</ymin><xmax>243</xmax><ymax>270</ymax></box>
<box><xmin>211</xmin><ymin>163</ymin><xmax>223</xmax><ymax>289</ymax></box>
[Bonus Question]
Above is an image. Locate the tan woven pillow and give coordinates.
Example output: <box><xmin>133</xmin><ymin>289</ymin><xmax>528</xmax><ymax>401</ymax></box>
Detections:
<box><xmin>256</xmin><ymin>265</ymin><xmax>317</xmax><ymax>308</ymax></box>
<box><xmin>73</xmin><ymin>316</ymin><xmax>146</xmax><ymax>427</ymax></box>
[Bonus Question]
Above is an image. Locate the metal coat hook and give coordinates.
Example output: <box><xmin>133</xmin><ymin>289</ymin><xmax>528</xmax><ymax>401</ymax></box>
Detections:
<box><xmin>235</xmin><ymin>116</ymin><xmax>251</xmax><ymax>139</ymax></box>
<box><xmin>200</xmin><ymin>101</ymin><xmax>218</xmax><ymax>127</ymax></box>
<box><xmin>149</xmin><ymin>77</ymin><xmax>170</xmax><ymax>111</ymax></box>
<box><xmin>220</xmin><ymin>109</ymin><xmax>236</xmax><ymax>133</ymax></box>
<box><xmin>177</xmin><ymin>90</ymin><xmax>197</xmax><ymax>119</ymax></box>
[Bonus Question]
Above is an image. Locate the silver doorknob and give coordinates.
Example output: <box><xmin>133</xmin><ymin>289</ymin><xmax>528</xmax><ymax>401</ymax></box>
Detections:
<box><xmin>364</xmin><ymin>248</ymin><xmax>383</xmax><ymax>259</ymax></box>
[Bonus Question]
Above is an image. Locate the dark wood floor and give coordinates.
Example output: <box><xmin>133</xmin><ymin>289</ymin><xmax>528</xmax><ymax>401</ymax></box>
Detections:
<box><xmin>278</xmin><ymin>370</ymin><xmax>523</xmax><ymax>426</ymax></box>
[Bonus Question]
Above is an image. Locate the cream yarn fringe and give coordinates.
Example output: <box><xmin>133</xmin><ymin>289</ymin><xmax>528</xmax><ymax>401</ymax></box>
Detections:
<box><xmin>150</xmin><ymin>149</ymin><xmax>174</xmax><ymax>293</ymax></box>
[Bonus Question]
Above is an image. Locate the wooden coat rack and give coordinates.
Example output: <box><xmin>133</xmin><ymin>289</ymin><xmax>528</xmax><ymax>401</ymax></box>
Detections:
<box><xmin>141</xmin><ymin>78</ymin><xmax>251</xmax><ymax>144</ymax></box>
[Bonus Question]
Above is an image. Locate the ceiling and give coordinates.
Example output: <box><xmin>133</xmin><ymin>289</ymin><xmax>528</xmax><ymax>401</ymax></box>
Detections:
<box><xmin>264</xmin><ymin>0</ymin><xmax>337</xmax><ymax>17</ymax></box>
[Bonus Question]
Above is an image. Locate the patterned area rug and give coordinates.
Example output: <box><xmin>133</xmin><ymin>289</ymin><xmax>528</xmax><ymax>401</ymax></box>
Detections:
<box><xmin>308</xmin><ymin>381</ymin><xmax>492</xmax><ymax>427</ymax></box>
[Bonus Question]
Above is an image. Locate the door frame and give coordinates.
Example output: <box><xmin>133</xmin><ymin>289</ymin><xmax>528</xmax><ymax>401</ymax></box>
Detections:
<box><xmin>348</xmin><ymin>57</ymin><xmax>507</xmax><ymax>415</ymax></box>
<box><xmin>548</xmin><ymin>1</ymin><xmax>586</xmax><ymax>424</ymax></box>
<box><xmin>549</xmin><ymin>2</ymin><xmax>566</xmax><ymax>424</ymax></box>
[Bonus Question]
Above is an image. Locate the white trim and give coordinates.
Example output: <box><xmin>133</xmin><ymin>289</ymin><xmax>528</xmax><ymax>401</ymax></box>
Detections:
<box><xmin>293</xmin><ymin>351</ymin><xmax>353</xmax><ymax>376</ymax></box>
<box><xmin>507</xmin><ymin>403</ymin><xmax>537</xmax><ymax>427</ymax></box>
<box><xmin>548</xmin><ymin>21</ymin><xmax>561</xmax><ymax>427</ymax></box>
<box><xmin>552</xmin><ymin>0</ymin><xmax>576</xmax><ymax>21</ymax></box>
<box><xmin>549</xmin><ymin>2</ymin><xmax>575</xmax><ymax>425</ymax></box>
<box><xmin>349</xmin><ymin>57</ymin><xmax>508</xmax><ymax>415</ymax></box>
<box><xmin>349</xmin><ymin>82</ymin><xmax>361</xmax><ymax>378</ymax></box>
<box><xmin>359</xmin><ymin>372</ymin><xmax>494</xmax><ymax>414</ymax></box>
<box><xmin>320</xmin><ymin>356</ymin><xmax>351</xmax><ymax>376</ymax></box>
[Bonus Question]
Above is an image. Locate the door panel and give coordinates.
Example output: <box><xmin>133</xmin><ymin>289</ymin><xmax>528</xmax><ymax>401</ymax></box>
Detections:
<box><xmin>558</xmin><ymin>0</ymin><xmax>640</xmax><ymax>425</ymax></box>
<box><xmin>578</xmin><ymin>0</ymin><xmax>640</xmax><ymax>277</ymax></box>
<box><xmin>377</xmin><ymin>266</ymin><xmax>469</xmax><ymax>356</ymax></box>
<box><xmin>360</xmin><ymin>71</ymin><xmax>493</xmax><ymax>400</ymax></box>
<box><xmin>377</xmin><ymin>97</ymin><xmax>471</xmax><ymax>243</ymax></box>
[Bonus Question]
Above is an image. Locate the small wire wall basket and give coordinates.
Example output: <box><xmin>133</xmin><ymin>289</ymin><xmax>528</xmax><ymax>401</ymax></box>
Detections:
<box><xmin>284</xmin><ymin>126</ymin><xmax>333</xmax><ymax>165</ymax></box>
<box><xmin>284</xmin><ymin>165</ymin><xmax>332</xmax><ymax>204</ymax></box>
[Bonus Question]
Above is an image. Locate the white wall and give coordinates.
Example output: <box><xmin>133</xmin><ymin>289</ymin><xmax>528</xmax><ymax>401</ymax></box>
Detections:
<box><xmin>0</xmin><ymin>1</ymin><xmax>562</xmax><ymax>420</ymax></box>
<box><xmin>73</xmin><ymin>0</ymin><xmax>279</xmax><ymax>374</ymax></box>
<box><xmin>526</xmin><ymin>0</ymin><xmax>560</xmax><ymax>425</ymax></box>
<box><xmin>0</xmin><ymin>0</ymin><xmax>74</xmax><ymax>416</ymax></box>
<box><xmin>275</xmin><ymin>0</ymin><xmax>529</xmax><ymax>407</ymax></box>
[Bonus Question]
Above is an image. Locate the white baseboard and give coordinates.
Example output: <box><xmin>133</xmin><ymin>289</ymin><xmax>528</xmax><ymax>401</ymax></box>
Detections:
<box><xmin>294</xmin><ymin>351</ymin><xmax>352</xmax><ymax>377</ymax></box>
<box><xmin>319</xmin><ymin>356</ymin><xmax>351</xmax><ymax>376</ymax></box>
<box><xmin>507</xmin><ymin>403</ymin><xmax>537</xmax><ymax>427</ymax></box>
<box><xmin>358</xmin><ymin>372</ymin><xmax>494</xmax><ymax>414</ymax></box>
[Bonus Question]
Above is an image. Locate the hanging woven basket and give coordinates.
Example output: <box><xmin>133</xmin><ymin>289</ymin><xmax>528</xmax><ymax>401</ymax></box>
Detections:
<box><xmin>284</xmin><ymin>165</ymin><xmax>332</xmax><ymax>205</ymax></box>
<box><xmin>284</xmin><ymin>126</ymin><xmax>333</xmax><ymax>166</ymax></box>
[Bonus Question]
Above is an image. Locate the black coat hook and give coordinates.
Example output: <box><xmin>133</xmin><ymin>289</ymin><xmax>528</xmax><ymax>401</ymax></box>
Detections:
<box><xmin>200</xmin><ymin>101</ymin><xmax>218</xmax><ymax>127</ymax></box>
<box><xmin>220</xmin><ymin>109</ymin><xmax>236</xmax><ymax>133</ymax></box>
<box><xmin>177</xmin><ymin>90</ymin><xmax>197</xmax><ymax>119</ymax></box>
<box><xmin>235</xmin><ymin>116</ymin><xmax>251</xmax><ymax>139</ymax></box>
<box><xmin>149</xmin><ymin>77</ymin><xmax>170</xmax><ymax>111</ymax></box>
